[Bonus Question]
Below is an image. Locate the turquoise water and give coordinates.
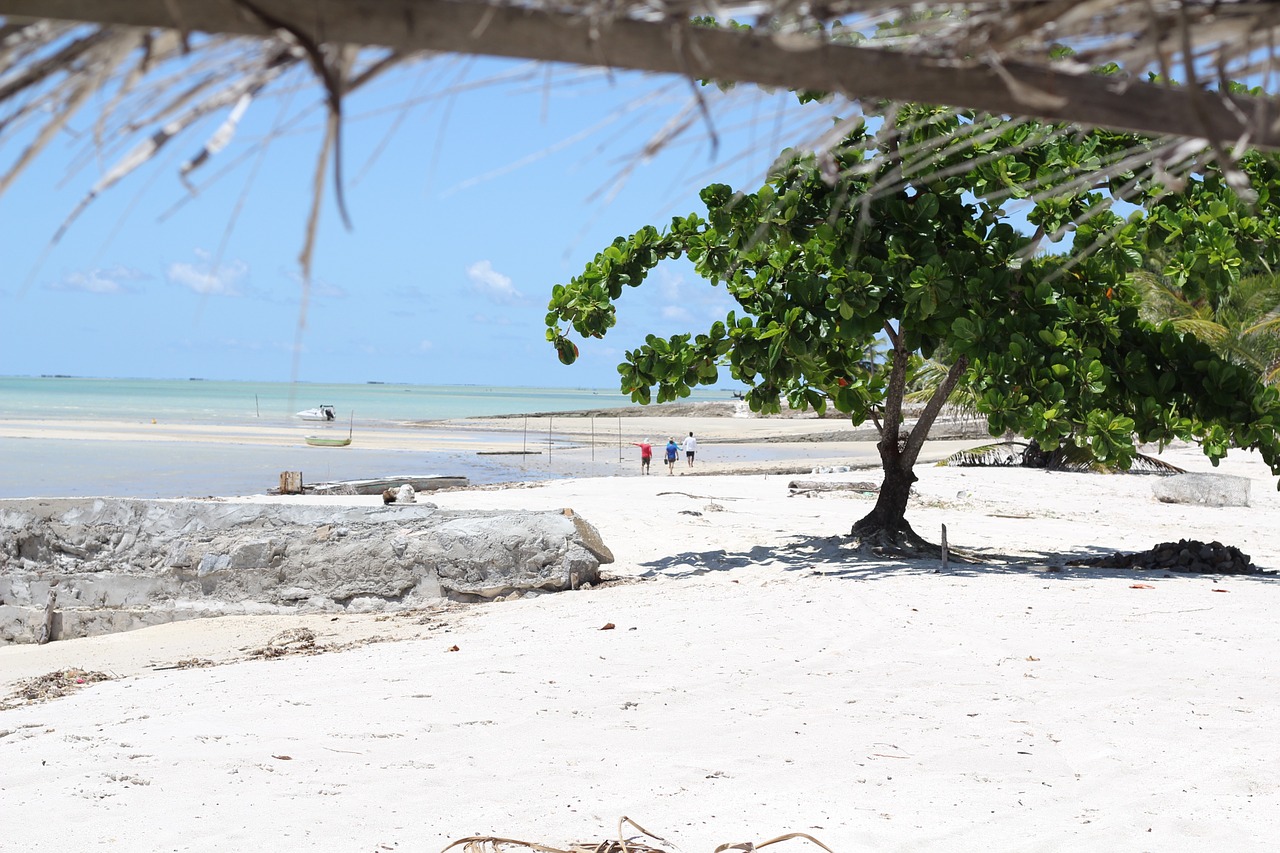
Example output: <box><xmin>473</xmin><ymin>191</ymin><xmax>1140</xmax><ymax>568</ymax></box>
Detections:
<box><xmin>0</xmin><ymin>376</ymin><xmax>743</xmax><ymax>498</ymax></box>
<box><xmin>0</xmin><ymin>376</ymin><xmax>737</xmax><ymax>424</ymax></box>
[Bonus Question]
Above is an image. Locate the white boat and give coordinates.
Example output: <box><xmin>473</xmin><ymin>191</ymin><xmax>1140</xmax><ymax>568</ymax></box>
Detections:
<box><xmin>295</xmin><ymin>404</ymin><xmax>336</xmax><ymax>421</ymax></box>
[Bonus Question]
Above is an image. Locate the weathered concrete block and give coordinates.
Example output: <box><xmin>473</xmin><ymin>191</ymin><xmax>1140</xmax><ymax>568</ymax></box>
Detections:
<box><xmin>1152</xmin><ymin>473</ymin><xmax>1250</xmax><ymax>507</ymax></box>
<box><xmin>0</xmin><ymin>498</ymin><xmax>613</xmax><ymax>644</ymax></box>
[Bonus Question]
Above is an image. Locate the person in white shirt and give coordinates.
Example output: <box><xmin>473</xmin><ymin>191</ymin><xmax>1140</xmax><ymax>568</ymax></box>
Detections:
<box><xmin>682</xmin><ymin>432</ymin><xmax>697</xmax><ymax>468</ymax></box>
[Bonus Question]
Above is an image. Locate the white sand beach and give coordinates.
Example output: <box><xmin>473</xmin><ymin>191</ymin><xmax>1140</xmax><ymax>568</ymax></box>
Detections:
<box><xmin>2</xmin><ymin>425</ymin><xmax>1279</xmax><ymax>852</ymax></box>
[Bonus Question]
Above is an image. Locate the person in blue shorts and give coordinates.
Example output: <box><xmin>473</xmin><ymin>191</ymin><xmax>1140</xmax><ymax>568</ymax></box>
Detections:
<box><xmin>665</xmin><ymin>437</ymin><xmax>680</xmax><ymax>475</ymax></box>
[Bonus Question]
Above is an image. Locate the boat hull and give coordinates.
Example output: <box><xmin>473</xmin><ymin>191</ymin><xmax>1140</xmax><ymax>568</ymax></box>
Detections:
<box><xmin>296</xmin><ymin>405</ymin><xmax>337</xmax><ymax>421</ymax></box>
<box><xmin>304</xmin><ymin>436</ymin><xmax>351</xmax><ymax>447</ymax></box>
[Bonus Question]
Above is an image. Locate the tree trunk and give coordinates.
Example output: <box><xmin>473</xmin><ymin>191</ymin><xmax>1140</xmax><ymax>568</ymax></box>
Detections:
<box><xmin>847</xmin><ymin>335</ymin><xmax>968</xmax><ymax>555</ymax></box>
<box><xmin>850</xmin><ymin>458</ymin><xmax>928</xmax><ymax>550</ymax></box>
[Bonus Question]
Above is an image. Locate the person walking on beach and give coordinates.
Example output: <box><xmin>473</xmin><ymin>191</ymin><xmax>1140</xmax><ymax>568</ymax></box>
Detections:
<box><xmin>632</xmin><ymin>439</ymin><xmax>653</xmax><ymax>474</ymax></box>
<box><xmin>664</xmin><ymin>437</ymin><xmax>680</xmax><ymax>475</ymax></box>
<box><xmin>683</xmin><ymin>431</ymin><xmax>697</xmax><ymax>468</ymax></box>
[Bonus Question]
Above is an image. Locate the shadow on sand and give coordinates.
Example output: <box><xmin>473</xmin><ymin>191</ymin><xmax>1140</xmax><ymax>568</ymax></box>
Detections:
<box><xmin>638</xmin><ymin>534</ymin><xmax>1279</xmax><ymax>584</ymax></box>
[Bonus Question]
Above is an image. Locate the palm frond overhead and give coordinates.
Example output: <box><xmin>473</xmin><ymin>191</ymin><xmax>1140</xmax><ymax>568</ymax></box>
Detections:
<box><xmin>7</xmin><ymin>1</ymin><xmax>1280</xmax><ymax>270</ymax></box>
<box><xmin>5</xmin><ymin>1</ymin><xmax>1280</xmax><ymax>141</ymax></box>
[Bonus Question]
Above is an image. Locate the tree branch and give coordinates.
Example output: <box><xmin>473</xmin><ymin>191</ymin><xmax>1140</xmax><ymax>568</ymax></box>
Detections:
<box><xmin>900</xmin><ymin>355</ymin><xmax>968</xmax><ymax>470</ymax></box>
<box><xmin>878</xmin><ymin>335</ymin><xmax>910</xmax><ymax>468</ymax></box>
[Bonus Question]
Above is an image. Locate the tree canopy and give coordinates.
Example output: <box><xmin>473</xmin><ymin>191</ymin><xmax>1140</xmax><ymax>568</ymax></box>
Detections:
<box><xmin>546</xmin><ymin>106</ymin><xmax>1280</xmax><ymax>547</ymax></box>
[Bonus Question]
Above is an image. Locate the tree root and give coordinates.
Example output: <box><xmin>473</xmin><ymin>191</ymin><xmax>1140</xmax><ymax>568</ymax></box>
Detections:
<box><xmin>847</xmin><ymin>521</ymin><xmax>978</xmax><ymax>562</ymax></box>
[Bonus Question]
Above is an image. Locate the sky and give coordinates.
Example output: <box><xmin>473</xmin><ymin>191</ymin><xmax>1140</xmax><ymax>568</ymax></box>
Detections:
<box><xmin>0</xmin><ymin>50</ymin><xmax>835</xmax><ymax>390</ymax></box>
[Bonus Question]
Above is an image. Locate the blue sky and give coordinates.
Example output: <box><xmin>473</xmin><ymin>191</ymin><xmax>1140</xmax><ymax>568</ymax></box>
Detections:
<box><xmin>0</xmin><ymin>54</ymin><xmax>830</xmax><ymax>389</ymax></box>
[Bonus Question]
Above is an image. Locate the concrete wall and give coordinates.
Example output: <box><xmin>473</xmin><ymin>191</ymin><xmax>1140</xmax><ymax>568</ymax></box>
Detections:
<box><xmin>0</xmin><ymin>498</ymin><xmax>611</xmax><ymax>644</ymax></box>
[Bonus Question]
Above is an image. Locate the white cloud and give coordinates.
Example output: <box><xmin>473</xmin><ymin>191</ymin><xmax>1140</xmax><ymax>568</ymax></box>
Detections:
<box><xmin>655</xmin><ymin>265</ymin><xmax>739</xmax><ymax>325</ymax></box>
<box><xmin>167</xmin><ymin>256</ymin><xmax>248</xmax><ymax>295</ymax></box>
<box><xmin>418</xmin><ymin>340</ymin><xmax>434</xmax><ymax>352</ymax></box>
<box><xmin>466</xmin><ymin>260</ymin><xmax>523</xmax><ymax>304</ymax></box>
<box><xmin>657</xmin><ymin>266</ymin><xmax>686</xmax><ymax>301</ymax></box>
<box><xmin>49</xmin><ymin>265</ymin><xmax>145</xmax><ymax>294</ymax></box>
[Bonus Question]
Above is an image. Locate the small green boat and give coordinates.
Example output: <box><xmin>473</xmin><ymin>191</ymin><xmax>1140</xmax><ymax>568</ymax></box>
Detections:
<box><xmin>305</xmin><ymin>412</ymin><xmax>353</xmax><ymax>447</ymax></box>
<box><xmin>304</xmin><ymin>433</ymin><xmax>351</xmax><ymax>447</ymax></box>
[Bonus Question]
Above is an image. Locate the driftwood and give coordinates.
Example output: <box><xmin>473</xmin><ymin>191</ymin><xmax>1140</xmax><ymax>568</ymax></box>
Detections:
<box><xmin>787</xmin><ymin>480</ymin><xmax>879</xmax><ymax>495</ymax></box>
<box><xmin>657</xmin><ymin>491</ymin><xmax>743</xmax><ymax>501</ymax></box>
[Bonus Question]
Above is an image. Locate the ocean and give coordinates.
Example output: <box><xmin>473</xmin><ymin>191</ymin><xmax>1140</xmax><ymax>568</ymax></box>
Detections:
<box><xmin>0</xmin><ymin>376</ymin><xmax>731</xmax><ymax>425</ymax></box>
<box><xmin>0</xmin><ymin>376</ymin><xmax>740</xmax><ymax>499</ymax></box>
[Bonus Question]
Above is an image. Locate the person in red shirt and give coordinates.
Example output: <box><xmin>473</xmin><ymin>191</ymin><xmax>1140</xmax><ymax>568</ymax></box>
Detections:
<box><xmin>632</xmin><ymin>439</ymin><xmax>653</xmax><ymax>474</ymax></box>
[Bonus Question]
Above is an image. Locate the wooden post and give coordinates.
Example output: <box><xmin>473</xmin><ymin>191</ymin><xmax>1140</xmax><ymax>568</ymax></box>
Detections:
<box><xmin>941</xmin><ymin>524</ymin><xmax>949</xmax><ymax>571</ymax></box>
<box><xmin>279</xmin><ymin>471</ymin><xmax>303</xmax><ymax>494</ymax></box>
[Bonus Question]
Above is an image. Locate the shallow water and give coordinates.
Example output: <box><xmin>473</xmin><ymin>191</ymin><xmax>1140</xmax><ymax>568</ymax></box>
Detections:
<box><xmin>0</xmin><ymin>377</ymin><xmax>746</xmax><ymax>497</ymax></box>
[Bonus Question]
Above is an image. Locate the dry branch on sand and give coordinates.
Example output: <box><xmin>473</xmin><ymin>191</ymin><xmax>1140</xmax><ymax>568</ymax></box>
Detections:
<box><xmin>442</xmin><ymin>817</ymin><xmax>834</xmax><ymax>853</ymax></box>
<box><xmin>243</xmin><ymin>626</ymin><xmax>395</xmax><ymax>660</ymax></box>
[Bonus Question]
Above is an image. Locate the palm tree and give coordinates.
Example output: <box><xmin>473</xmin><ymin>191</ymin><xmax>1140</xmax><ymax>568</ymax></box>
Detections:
<box><xmin>1132</xmin><ymin>271</ymin><xmax>1280</xmax><ymax>386</ymax></box>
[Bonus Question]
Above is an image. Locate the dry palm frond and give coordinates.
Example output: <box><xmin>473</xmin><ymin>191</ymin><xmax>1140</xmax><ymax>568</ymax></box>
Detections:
<box><xmin>714</xmin><ymin>833</ymin><xmax>836</xmax><ymax>853</ymax></box>
<box><xmin>443</xmin><ymin>817</ymin><xmax>673</xmax><ymax>853</ymax></box>
<box><xmin>443</xmin><ymin>821</ymin><xmax>837</xmax><ymax>853</ymax></box>
<box><xmin>938</xmin><ymin>441</ymin><xmax>1029</xmax><ymax>468</ymax></box>
<box><xmin>441</xmin><ymin>837</ymin><xmax>582</xmax><ymax>853</ymax></box>
<box><xmin>939</xmin><ymin>440</ymin><xmax>1186</xmax><ymax>474</ymax></box>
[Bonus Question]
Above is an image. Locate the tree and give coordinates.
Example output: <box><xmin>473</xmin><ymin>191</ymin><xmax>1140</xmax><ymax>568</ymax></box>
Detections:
<box><xmin>546</xmin><ymin>106</ymin><xmax>1280</xmax><ymax>552</ymax></box>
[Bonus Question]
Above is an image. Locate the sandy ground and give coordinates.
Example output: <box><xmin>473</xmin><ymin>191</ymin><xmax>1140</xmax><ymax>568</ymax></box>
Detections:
<box><xmin>2</xmin><ymin>432</ymin><xmax>1279</xmax><ymax>851</ymax></box>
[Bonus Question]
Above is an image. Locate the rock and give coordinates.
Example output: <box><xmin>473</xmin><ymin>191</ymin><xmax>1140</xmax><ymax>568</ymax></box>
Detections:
<box><xmin>197</xmin><ymin>553</ymin><xmax>231</xmax><ymax>576</ymax></box>
<box><xmin>396</xmin><ymin>484</ymin><xmax>416</xmax><ymax>504</ymax></box>
<box><xmin>1151</xmin><ymin>473</ymin><xmax>1250</xmax><ymax>507</ymax></box>
<box><xmin>1068</xmin><ymin>538</ymin><xmax>1261</xmax><ymax>575</ymax></box>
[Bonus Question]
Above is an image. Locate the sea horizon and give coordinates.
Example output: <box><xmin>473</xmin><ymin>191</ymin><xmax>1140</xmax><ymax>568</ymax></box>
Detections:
<box><xmin>0</xmin><ymin>375</ymin><xmax>742</xmax><ymax>425</ymax></box>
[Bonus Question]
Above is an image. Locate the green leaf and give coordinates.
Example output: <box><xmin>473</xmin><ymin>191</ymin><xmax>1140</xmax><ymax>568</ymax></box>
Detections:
<box><xmin>951</xmin><ymin>317</ymin><xmax>978</xmax><ymax>343</ymax></box>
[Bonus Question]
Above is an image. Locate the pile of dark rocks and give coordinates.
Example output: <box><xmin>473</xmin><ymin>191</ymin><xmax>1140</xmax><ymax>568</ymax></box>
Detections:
<box><xmin>1069</xmin><ymin>539</ymin><xmax>1263</xmax><ymax>575</ymax></box>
